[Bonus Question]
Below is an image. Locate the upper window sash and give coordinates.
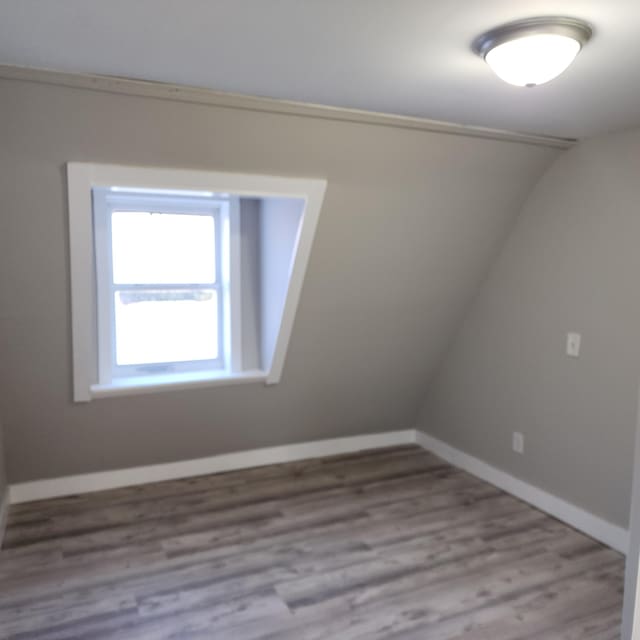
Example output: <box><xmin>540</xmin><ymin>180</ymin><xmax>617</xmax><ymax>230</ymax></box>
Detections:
<box><xmin>102</xmin><ymin>191</ymin><xmax>226</xmax><ymax>216</ymax></box>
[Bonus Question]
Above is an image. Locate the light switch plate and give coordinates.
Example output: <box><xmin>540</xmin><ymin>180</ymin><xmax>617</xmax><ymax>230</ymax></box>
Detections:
<box><xmin>513</xmin><ymin>432</ymin><xmax>524</xmax><ymax>454</ymax></box>
<box><xmin>566</xmin><ymin>332</ymin><xmax>581</xmax><ymax>357</ymax></box>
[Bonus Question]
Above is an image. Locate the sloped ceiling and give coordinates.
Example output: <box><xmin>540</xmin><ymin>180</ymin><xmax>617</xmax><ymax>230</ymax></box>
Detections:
<box><xmin>415</xmin><ymin>128</ymin><xmax>640</xmax><ymax>528</ymax></box>
<box><xmin>0</xmin><ymin>0</ymin><xmax>639</xmax><ymax>138</ymax></box>
<box><xmin>0</xmin><ymin>74</ymin><xmax>560</xmax><ymax>481</ymax></box>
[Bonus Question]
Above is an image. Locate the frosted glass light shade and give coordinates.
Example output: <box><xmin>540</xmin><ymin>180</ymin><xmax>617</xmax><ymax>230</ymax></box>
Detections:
<box><xmin>485</xmin><ymin>33</ymin><xmax>581</xmax><ymax>86</ymax></box>
<box><xmin>474</xmin><ymin>17</ymin><xmax>592</xmax><ymax>88</ymax></box>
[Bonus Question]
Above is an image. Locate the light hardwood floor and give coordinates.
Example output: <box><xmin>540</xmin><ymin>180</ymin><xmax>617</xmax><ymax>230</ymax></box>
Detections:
<box><xmin>0</xmin><ymin>445</ymin><xmax>624</xmax><ymax>639</ymax></box>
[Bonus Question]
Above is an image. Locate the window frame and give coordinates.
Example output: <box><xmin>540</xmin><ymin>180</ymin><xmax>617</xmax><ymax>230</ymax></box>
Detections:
<box><xmin>67</xmin><ymin>163</ymin><xmax>327</xmax><ymax>402</ymax></box>
<box><xmin>92</xmin><ymin>188</ymin><xmax>228</xmax><ymax>382</ymax></box>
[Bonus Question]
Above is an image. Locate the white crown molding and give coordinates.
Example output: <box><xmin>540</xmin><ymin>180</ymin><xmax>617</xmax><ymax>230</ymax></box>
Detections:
<box><xmin>9</xmin><ymin>430</ymin><xmax>415</xmax><ymax>504</ymax></box>
<box><xmin>0</xmin><ymin>64</ymin><xmax>574</xmax><ymax>150</ymax></box>
<box><xmin>415</xmin><ymin>430</ymin><xmax>628</xmax><ymax>555</ymax></box>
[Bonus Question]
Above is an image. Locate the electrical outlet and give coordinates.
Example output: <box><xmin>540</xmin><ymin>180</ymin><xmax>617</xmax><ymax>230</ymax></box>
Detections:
<box><xmin>512</xmin><ymin>432</ymin><xmax>524</xmax><ymax>454</ymax></box>
<box><xmin>566</xmin><ymin>332</ymin><xmax>581</xmax><ymax>357</ymax></box>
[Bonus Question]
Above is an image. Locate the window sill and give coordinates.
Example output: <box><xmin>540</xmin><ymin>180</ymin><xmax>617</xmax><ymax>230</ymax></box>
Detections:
<box><xmin>89</xmin><ymin>369</ymin><xmax>268</xmax><ymax>400</ymax></box>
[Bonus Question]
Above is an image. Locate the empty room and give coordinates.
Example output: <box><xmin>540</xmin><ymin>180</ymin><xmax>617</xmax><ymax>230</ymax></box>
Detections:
<box><xmin>2</xmin><ymin>1</ymin><xmax>640</xmax><ymax>638</ymax></box>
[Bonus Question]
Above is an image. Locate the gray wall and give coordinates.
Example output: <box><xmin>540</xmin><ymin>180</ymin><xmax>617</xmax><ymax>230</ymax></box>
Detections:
<box><xmin>0</xmin><ymin>418</ymin><xmax>6</xmax><ymax>502</ymax></box>
<box><xmin>417</xmin><ymin>128</ymin><xmax>640</xmax><ymax>528</ymax></box>
<box><xmin>0</xmin><ymin>76</ymin><xmax>557</xmax><ymax>483</ymax></box>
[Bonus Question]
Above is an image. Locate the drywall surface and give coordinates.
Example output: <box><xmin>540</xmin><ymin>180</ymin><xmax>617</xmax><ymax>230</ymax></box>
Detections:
<box><xmin>0</xmin><ymin>76</ymin><xmax>557</xmax><ymax>482</ymax></box>
<box><xmin>417</xmin><ymin>128</ymin><xmax>640</xmax><ymax>528</ymax></box>
<box><xmin>0</xmin><ymin>418</ymin><xmax>6</xmax><ymax>500</ymax></box>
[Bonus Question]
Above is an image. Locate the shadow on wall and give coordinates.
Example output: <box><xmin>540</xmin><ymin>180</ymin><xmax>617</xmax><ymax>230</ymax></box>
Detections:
<box><xmin>0</xmin><ymin>418</ymin><xmax>7</xmax><ymax>515</ymax></box>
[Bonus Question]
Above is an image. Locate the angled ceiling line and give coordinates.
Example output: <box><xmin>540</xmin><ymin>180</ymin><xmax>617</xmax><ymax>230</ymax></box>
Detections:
<box><xmin>0</xmin><ymin>65</ymin><xmax>575</xmax><ymax>150</ymax></box>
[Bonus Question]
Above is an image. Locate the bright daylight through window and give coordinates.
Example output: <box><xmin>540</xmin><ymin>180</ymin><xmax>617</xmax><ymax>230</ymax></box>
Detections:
<box><xmin>93</xmin><ymin>189</ymin><xmax>228</xmax><ymax>379</ymax></box>
<box><xmin>67</xmin><ymin>163</ymin><xmax>326</xmax><ymax>401</ymax></box>
<box><xmin>112</xmin><ymin>212</ymin><xmax>219</xmax><ymax>367</ymax></box>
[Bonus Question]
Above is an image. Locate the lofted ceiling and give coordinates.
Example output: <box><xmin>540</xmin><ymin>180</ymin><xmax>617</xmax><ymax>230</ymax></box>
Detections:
<box><xmin>0</xmin><ymin>0</ymin><xmax>639</xmax><ymax>140</ymax></box>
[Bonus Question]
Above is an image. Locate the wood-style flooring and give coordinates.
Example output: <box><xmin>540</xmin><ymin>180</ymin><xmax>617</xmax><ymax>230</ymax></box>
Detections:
<box><xmin>0</xmin><ymin>445</ymin><xmax>624</xmax><ymax>639</ymax></box>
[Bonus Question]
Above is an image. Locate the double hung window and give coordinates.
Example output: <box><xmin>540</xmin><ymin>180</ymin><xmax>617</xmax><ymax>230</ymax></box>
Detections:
<box><xmin>93</xmin><ymin>189</ymin><xmax>231</xmax><ymax>381</ymax></box>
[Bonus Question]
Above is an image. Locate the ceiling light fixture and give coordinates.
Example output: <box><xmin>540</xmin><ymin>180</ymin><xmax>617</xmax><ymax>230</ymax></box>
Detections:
<box><xmin>473</xmin><ymin>17</ymin><xmax>592</xmax><ymax>87</ymax></box>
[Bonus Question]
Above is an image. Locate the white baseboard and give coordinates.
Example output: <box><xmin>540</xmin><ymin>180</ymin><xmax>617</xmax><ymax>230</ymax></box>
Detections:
<box><xmin>9</xmin><ymin>430</ymin><xmax>415</xmax><ymax>504</ymax></box>
<box><xmin>415</xmin><ymin>430</ymin><xmax>629</xmax><ymax>555</ymax></box>
<box><xmin>0</xmin><ymin>488</ymin><xmax>9</xmax><ymax>548</ymax></box>
<box><xmin>8</xmin><ymin>428</ymin><xmax>628</xmax><ymax>556</ymax></box>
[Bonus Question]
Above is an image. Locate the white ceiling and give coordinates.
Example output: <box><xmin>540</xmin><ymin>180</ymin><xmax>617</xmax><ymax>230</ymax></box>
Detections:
<box><xmin>1</xmin><ymin>0</ymin><xmax>639</xmax><ymax>139</ymax></box>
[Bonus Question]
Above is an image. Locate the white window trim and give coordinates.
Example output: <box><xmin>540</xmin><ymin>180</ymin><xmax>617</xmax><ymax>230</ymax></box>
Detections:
<box><xmin>221</xmin><ymin>195</ymin><xmax>243</xmax><ymax>374</ymax></box>
<box><xmin>67</xmin><ymin>163</ymin><xmax>327</xmax><ymax>402</ymax></box>
<box><xmin>90</xmin><ymin>369</ymin><xmax>268</xmax><ymax>399</ymax></box>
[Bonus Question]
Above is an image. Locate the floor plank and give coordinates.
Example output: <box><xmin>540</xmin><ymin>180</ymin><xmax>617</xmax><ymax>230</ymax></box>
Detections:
<box><xmin>0</xmin><ymin>445</ymin><xmax>624</xmax><ymax>639</ymax></box>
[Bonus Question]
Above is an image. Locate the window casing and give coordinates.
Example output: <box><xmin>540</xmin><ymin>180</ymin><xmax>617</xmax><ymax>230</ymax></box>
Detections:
<box><xmin>67</xmin><ymin>163</ymin><xmax>327</xmax><ymax>401</ymax></box>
